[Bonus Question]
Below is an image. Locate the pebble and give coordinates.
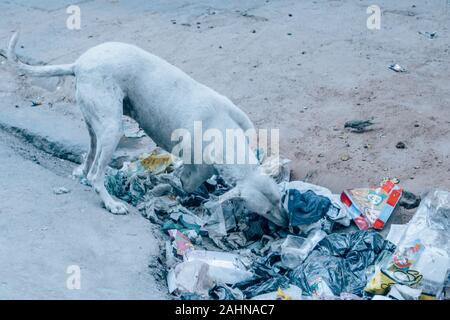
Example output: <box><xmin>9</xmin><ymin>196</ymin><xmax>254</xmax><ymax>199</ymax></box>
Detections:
<box><xmin>396</xmin><ymin>141</ymin><xmax>406</xmax><ymax>149</ymax></box>
<box><xmin>399</xmin><ymin>191</ymin><xmax>421</xmax><ymax>209</ymax></box>
<box><xmin>53</xmin><ymin>187</ymin><xmax>71</xmax><ymax>195</ymax></box>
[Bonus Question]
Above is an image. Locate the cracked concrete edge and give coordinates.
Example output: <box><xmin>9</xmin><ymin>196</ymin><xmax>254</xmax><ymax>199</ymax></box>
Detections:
<box><xmin>0</xmin><ymin>120</ymin><xmax>85</xmax><ymax>164</ymax></box>
<box><xmin>0</xmin><ymin>119</ymin><xmax>157</xmax><ymax>169</ymax></box>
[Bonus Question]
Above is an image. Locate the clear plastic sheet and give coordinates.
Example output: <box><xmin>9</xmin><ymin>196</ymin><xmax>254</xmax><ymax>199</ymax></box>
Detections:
<box><xmin>366</xmin><ymin>190</ymin><xmax>450</xmax><ymax>299</ymax></box>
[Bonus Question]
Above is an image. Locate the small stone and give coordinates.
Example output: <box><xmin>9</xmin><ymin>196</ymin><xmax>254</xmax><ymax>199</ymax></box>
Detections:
<box><xmin>31</xmin><ymin>101</ymin><xmax>43</xmax><ymax>107</ymax></box>
<box><xmin>251</xmin><ymin>29</ymin><xmax>256</xmax><ymax>33</ymax></box>
<box><xmin>396</xmin><ymin>141</ymin><xmax>406</xmax><ymax>149</ymax></box>
<box><xmin>388</xmin><ymin>177</ymin><xmax>400</xmax><ymax>184</ymax></box>
<box><xmin>389</xmin><ymin>64</ymin><xmax>406</xmax><ymax>72</ymax></box>
<box><xmin>340</xmin><ymin>154</ymin><xmax>350</xmax><ymax>161</ymax></box>
<box><xmin>53</xmin><ymin>187</ymin><xmax>71</xmax><ymax>195</ymax></box>
<box><xmin>399</xmin><ymin>191</ymin><xmax>421</xmax><ymax>209</ymax></box>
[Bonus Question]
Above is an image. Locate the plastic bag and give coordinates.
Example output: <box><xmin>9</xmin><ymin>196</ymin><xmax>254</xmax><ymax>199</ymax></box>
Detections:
<box><xmin>209</xmin><ymin>284</ymin><xmax>244</xmax><ymax>300</ymax></box>
<box><xmin>281</xmin><ymin>230</ymin><xmax>327</xmax><ymax>269</ymax></box>
<box><xmin>184</xmin><ymin>250</ymin><xmax>253</xmax><ymax>284</ymax></box>
<box><xmin>365</xmin><ymin>190</ymin><xmax>450</xmax><ymax>299</ymax></box>
<box><xmin>281</xmin><ymin>181</ymin><xmax>350</xmax><ymax>227</ymax></box>
<box><xmin>167</xmin><ymin>260</ymin><xmax>213</xmax><ymax>295</ymax></box>
<box><xmin>289</xmin><ymin>230</ymin><xmax>395</xmax><ymax>297</ymax></box>
<box><xmin>238</xmin><ymin>276</ymin><xmax>291</xmax><ymax>299</ymax></box>
<box><xmin>284</xmin><ymin>189</ymin><xmax>331</xmax><ymax>226</ymax></box>
<box><xmin>233</xmin><ymin>252</ymin><xmax>290</xmax><ymax>299</ymax></box>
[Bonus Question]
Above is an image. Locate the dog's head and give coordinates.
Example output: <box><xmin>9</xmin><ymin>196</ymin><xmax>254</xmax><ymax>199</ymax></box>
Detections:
<box><xmin>219</xmin><ymin>172</ymin><xmax>288</xmax><ymax>227</ymax></box>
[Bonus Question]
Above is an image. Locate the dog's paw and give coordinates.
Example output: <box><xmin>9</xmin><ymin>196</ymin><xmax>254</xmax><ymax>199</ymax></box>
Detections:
<box><xmin>105</xmin><ymin>200</ymin><xmax>128</xmax><ymax>215</ymax></box>
<box><xmin>72</xmin><ymin>165</ymin><xmax>85</xmax><ymax>179</ymax></box>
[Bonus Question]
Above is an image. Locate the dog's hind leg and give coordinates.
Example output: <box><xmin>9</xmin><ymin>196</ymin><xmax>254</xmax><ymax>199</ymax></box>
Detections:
<box><xmin>72</xmin><ymin>120</ymin><xmax>96</xmax><ymax>178</ymax></box>
<box><xmin>88</xmin><ymin>124</ymin><xmax>127</xmax><ymax>215</ymax></box>
<box><xmin>77</xmin><ymin>79</ymin><xmax>128</xmax><ymax>214</ymax></box>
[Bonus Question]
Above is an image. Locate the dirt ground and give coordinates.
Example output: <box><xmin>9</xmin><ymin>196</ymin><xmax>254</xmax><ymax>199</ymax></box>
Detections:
<box><xmin>1</xmin><ymin>0</ymin><xmax>449</xmax><ymax>196</ymax></box>
<box><xmin>0</xmin><ymin>130</ymin><xmax>168</xmax><ymax>299</ymax></box>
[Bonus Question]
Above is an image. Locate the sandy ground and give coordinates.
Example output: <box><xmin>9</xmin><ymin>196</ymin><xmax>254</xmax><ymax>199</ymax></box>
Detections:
<box><xmin>0</xmin><ymin>0</ymin><xmax>449</xmax><ymax>299</ymax></box>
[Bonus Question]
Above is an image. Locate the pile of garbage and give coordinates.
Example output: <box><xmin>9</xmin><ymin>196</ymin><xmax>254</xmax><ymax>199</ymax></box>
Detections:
<box><xmin>104</xmin><ymin>149</ymin><xmax>450</xmax><ymax>300</ymax></box>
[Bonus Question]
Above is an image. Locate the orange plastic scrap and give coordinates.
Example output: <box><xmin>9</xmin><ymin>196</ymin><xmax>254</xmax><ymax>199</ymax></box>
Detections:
<box><xmin>140</xmin><ymin>152</ymin><xmax>173</xmax><ymax>174</ymax></box>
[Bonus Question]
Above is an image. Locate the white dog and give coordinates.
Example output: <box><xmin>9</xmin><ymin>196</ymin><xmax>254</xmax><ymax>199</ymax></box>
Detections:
<box><xmin>7</xmin><ymin>33</ymin><xmax>287</xmax><ymax>227</ymax></box>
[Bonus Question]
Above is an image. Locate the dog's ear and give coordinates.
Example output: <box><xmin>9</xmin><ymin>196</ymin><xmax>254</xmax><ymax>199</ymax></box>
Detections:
<box><xmin>218</xmin><ymin>186</ymin><xmax>241</xmax><ymax>204</ymax></box>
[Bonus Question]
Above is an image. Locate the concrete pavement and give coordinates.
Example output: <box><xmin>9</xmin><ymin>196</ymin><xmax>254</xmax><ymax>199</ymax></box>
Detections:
<box><xmin>0</xmin><ymin>131</ymin><xmax>167</xmax><ymax>299</ymax></box>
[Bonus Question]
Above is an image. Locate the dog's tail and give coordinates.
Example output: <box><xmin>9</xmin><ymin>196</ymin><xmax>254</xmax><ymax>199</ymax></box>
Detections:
<box><xmin>7</xmin><ymin>32</ymin><xmax>75</xmax><ymax>77</ymax></box>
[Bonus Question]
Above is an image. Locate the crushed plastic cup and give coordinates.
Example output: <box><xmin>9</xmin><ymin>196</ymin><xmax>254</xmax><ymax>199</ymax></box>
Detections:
<box><xmin>281</xmin><ymin>230</ymin><xmax>327</xmax><ymax>269</ymax></box>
